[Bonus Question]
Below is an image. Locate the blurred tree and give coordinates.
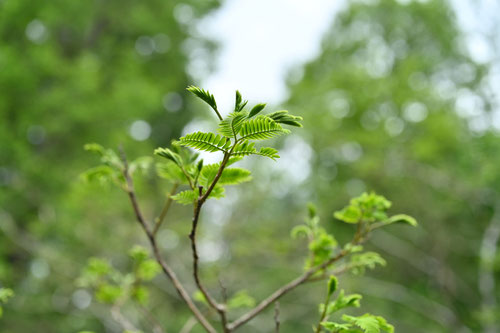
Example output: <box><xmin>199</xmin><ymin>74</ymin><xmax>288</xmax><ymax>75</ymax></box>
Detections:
<box><xmin>0</xmin><ymin>0</ymin><xmax>220</xmax><ymax>331</ymax></box>
<box><xmin>280</xmin><ymin>0</ymin><xmax>499</xmax><ymax>332</ymax></box>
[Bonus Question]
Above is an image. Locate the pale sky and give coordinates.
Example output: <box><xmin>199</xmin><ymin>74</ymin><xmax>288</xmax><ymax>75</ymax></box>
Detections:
<box><xmin>198</xmin><ymin>0</ymin><xmax>499</xmax><ymax>115</ymax></box>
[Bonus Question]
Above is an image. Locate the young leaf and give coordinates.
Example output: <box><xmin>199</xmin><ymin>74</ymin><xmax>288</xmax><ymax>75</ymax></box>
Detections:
<box><xmin>199</xmin><ymin>164</ymin><xmax>252</xmax><ymax>187</ymax></box>
<box><xmin>383</xmin><ymin>214</ymin><xmax>417</xmax><ymax>227</ymax></box>
<box><xmin>171</xmin><ymin>190</ymin><xmax>198</xmax><ymax>205</ymax></box>
<box><xmin>218</xmin><ymin>112</ymin><xmax>248</xmax><ymax>138</ymax></box>
<box><xmin>267</xmin><ymin>110</ymin><xmax>303</xmax><ymax>127</ymax></box>
<box><xmin>342</xmin><ymin>314</ymin><xmax>394</xmax><ymax>333</ymax></box>
<box><xmin>349</xmin><ymin>252</ymin><xmax>386</xmax><ymax>275</ymax></box>
<box><xmin>257</xmin><ymin>147</ymin><xmax>280</xmax><ymax>160</ymax></box>
<box><xmin>334</xmin><ymin>205</ymin><xmax>362</xmax><ymax>224</ymax></box>
<box><xmin>235</xmin><ymin>90</ymin><xmax>242</xmax><ymax>111</ymax></box>
<box><xmin>238</xmin><ymin>117</ymin><xmax>290</xmax><ymax>141</ymax></box>
<box><xmin>327</xmin><ymin>290</ymin><xmax>362</xmax><ymax>314</ymax></box>
<box><xmin>248</xmin><ymin>103</ymin><xmax>266</xmax><ymax>118</ymax></box>
<box><xmin>178</xmin><ymin>132</ymin><xmax>231</xmax><ymax>153</ymax></box>
<box><xmin>154</xmin><ymin>148</ymin><xmax>183</xmax><ymax>166</ymax></box>
<box><xmin>187</xmin><ymin>86</ymin><xmax>219</xmax><ymax>118</ymax></box>
<box><xmin>327</xmin><ymin>276</ymin><xmax>338</xmax><ymax>297</ymax></box>
<box><xmin>321</xmin><ymin>322</ymin><xmax>353</xmax><ymax>332</ymax></box>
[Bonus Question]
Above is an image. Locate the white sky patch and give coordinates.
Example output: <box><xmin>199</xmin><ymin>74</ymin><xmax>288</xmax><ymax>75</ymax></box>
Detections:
<box><xmin>199</xmin><ymin>0</ymin><xmax>346</xmax><ymax>113</ymax></box>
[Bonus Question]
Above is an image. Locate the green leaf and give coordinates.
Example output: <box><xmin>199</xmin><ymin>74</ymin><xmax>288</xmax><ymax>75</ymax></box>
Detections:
<box><xmin>248</xmin><ymin>103</ymin><xmax>266</xmax><ymax>118</ymax></box>
<box><xmin>342</xmin><ymin>314</ymin><xmax>394</xmax><ymax>333</ymax></box>
<box><xmin>266</xmin><ymin>110</ymin><xmax>303</xmax><ymax>127</ymax></box>
<box><xmin>321</xmin><ymin>322</ymin><xmax>353</xmax><ymax>332</ymax></box>
<box><xmin>80</xmin><ymin>165</ymin><xmax>117</xmax><ymax>185</ymax></box>
<box><xmin>156</xmin><ymin>161</ymin><xmax>188</xmax><ymax>183</ymax></box>
<box><xmin>129</xmin><ymin>245</ymin><xmax>149</xmax><ymax>263</ymax></box>
<box><xmin>154</xmin><ymin>148</ymin><xmax>183</xmax><ymax>166</ymax></box>
<box><xmin>132</xmin><ymin>285</ymin><xmax>149</xmax><ymax>305</ymax></box>
<box><xmin>171</xmin><ymin>190</ymin><xmax>198</xmax><ymax>205</ymax></box>
<box><xmin>0</xmin><ymin>288</ymin><xmax>13</xmax><ymax>304</ymax></box>
<box><xmin>96</xmin><ymin>283</ymin><xmax>123</xmax><ymax>304</ymax></box>
<box><xmin>193</xmin><ymin>290</ymin><xmax>208</xmax><ymax>305</ymax></box>
<box><xmin>234</xmin><ymin>90</ymin><xmax>248</xmax><ymax>112</ymax></box>
<box><xmin>383</xmin><ymin>214</ymin><xmax>418</xmax><ymax>227</ymax></box>
<box><xmin>178</xmin><ymin>132</ymin><xmax>231</xmax><ymax>153</ymax></box>
<box><xmin>257</xmin><ymin>147</ymin><xmax>280</xmax><ymax>160</ymax></box>
<box><xmin>327</xmin><ymin>276</ymin><xmax>338</xmax><ymax>296</ymax></box>
<box><xmin>334</xmin><ymin>205</ymin><xmax>362</xmax><ymax>224</ymax></box>
<box><xmin>129</xmin><ymin>156</ymin><xmax>153</xmax><ymax>175</ymax></box>
<box><xmin>84</xmin><ymin>143</ymin><xmax>123</xmax><ymax>169</ymax></box>
<box><xmin>349</xmin><ymin>252</ymin><xmax>386</xmax><ymax>275</ymax></box>
<box><xmin>187</xmin><ymin>86</ymin><xmax>218</xmax><ymax>112</ymax></box>
<box><xmin>238</xmin><ymin>116</ymin><xmax>290</xmax><ymax>141</ymax></box>
<box><xmin>227</xmin><ymin>290</ymin><xmax>256</xmax><ymax>309</ymax></box>
<box><xmin>137</xmin><ymin>259</ymin><xmax>161</xmax><ymax>281</ymax></box>
<box><xmin>327</xmin><ymin>290</ymin><xmax>362</xmax><ymax>314</ymax></box>
<box><xmin>291</xmin><ymin>225</ymin><xmax>311</xmax><ymax>239</ymax></box>
<box><xmin>218</xmin><ymin>112</ymin><xmax>248</xmax><ymax>138</ymax></box>
<box><xmin>231</xmin><ymin>140</ymin><xmax>257</xmax><ymax>156</ymax></box>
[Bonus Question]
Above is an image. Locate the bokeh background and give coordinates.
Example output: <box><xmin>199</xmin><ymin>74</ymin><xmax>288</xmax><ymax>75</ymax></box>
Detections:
<box><xmin>1</xmin><ymin>0</ymin><xmax>500</xmax><ymax>332</ymax></box>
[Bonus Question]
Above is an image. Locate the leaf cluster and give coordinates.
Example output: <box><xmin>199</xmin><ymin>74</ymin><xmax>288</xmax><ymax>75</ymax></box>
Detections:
<box><xmin>77</xmin><ymin>246</ymin><xmax>160</xmax><ymax>306</ymax></box>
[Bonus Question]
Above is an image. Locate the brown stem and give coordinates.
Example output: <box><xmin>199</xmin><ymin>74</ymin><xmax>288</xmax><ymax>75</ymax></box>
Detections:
<box><xmin>119</xmin><ymin>147</ymin><xmax>217</xmax><ymax>333</ymax></box>
<box><xmin>274</xmin><ymin>301</ymin><xmax>280</xmax><ymax>333</ymax></box>
<box><xmin>153</xmin><ymin>183</ymin><xmax>179</xmax><ymax>236</ymax></box>
<box><xmin>227</xmin><ymin>251</ymin><xmax>348</xmax><ymax>331</ymax></box>
<box><xmin>188</xmin><ymin>151</ymin><xmax>235</xmax><ymax>332</ymax></box>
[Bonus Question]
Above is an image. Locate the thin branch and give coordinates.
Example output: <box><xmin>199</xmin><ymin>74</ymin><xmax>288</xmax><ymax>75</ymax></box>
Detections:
<box><xmin>119</xmin><ymin>146</ymin><xmax>217</xmax><ymax>333</ymax></box>
<box><xmin>227</xmin><ymin>250</ymin><xmax>348</xmax><ymax>331</ymax></box>
<box><xmin>180</xmin><ymin>316</ymin><xmax>198</xmax><ymax>333</ymax></box>
<box><xmin>274</xmin><ymin>301</ymin><xmax>280</xmax><ymax>333</ymax></box>
<box><xmin>189</xmin><ymin>186</ymin><xmax>229</xmax><ymax>332</ymax></box>
<box><xmin>187</xmin><ymin>150</ymin><xmax>237</xmax><ymax>332</ymax></box>
<box><xmin>153</xmin><ymin>183</ymin><xmax>179</xmax><ymax>236</ymax></box>
<box><xmin>315</xmin><ymin>287</ymin><xmax>332</xmax><ymax>333</ymax></box>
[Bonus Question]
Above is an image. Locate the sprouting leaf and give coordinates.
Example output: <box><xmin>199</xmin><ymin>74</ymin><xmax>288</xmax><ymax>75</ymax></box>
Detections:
<box><xmin>342</xmin><ymin>314</ymin><xmax>394</xmax><ymax>333</ymax></box>
<box><xmin>154</xmin><ymin>147</ymin><xmax>183</xmax><ymax>166</ymax></box>
<box><xmin>80</xmin><ymin>165</ymin><xmax>117</xmax><ymax>185</ymax></box>
<box><xmin>218</xmin><ymin>112</ymin><xmax>248</xmax><ymax>138</ymax></box>
<box><xmin>235</xmin><ymin>90</ymin><xmax>242</xmax><ymax>111</ymax></box>
<box><xmin>257</xmin><ymin>147</ymin><xmax>280</xmax><ymax>160</ymax></box>
<box><xmin>248</xmin><ymin>103</ymin><xmax>266</xmax><ymax>118</ymax></box>
<box><xmin>334</xmin><ymin>205</ymin><xmax>362</xmax><ymax>224</ymax></box>
<box><xmin>321</xmin><ymin>321</ymin><xmax>353</xmax><ymax>332</ymax></box>
<box><xmin>383</xmin><ymin>214</ymin><xmax>417</xmax><ymax>227</ymax></box>
<box><xmin>187</xmin><ymin>86</ymin><xmax>218</xmax><ymax>113</ymax></box>
<box><xmin>178</xmin><ymin>132</ymin><xmax>231</xmax><ymax>153</ymax></box>
<box><xmin>234</xmin><ymin>90</ymin><xmax>248</xmax><ymax>112</ymax></box>
<box><xmin>171</xmin><ymin>190</ymin><xmax>198</xmax><ymax>205</ymax></box>
<box><xmin>327</xmin><ymin>290</ymin><xmax>362</xmax><ymax>314</ymax></box>
<box><xmin>129</xmin><ymin>245</ymin><xmax>149</xmax><ymax>263</ymax></box>
<box><xmin>96</xmin><ymin>283</ymin><xmax>123</xmax><ymax>304</ymax></box>
<box><xmin>136</xmin><ymin>259</ymin><xmax>161</xmax><ymax>281</ymax></box>
<box><xmin>84</xmin><ymin>143</ymin><xmax>123</xmax><ymax>169</ymax></box>
<box><xmin>308</xmin><ymin>202</ymin><xmax>317</xmax><ymax>218</ymax></box>
<box><xmin>266</xmin><ymin>110</ymin><xmax>303</xmax><ymax>127</ymax></box>
<box><xmin>129</xmin><ymin>156</ymin><xmax>153</xmax><ymax>175</ymax></box>
<box><xmin>327</xmin><ymin>276</ymin><xmax>338</xmax><ymax>297</ymax></box>
<box><xmin>156</xmin><ymin>161</ymin><xmax>187</xmax><ymax>183</ymax></box>
<box><xmin>349</xmin><ymin>252</ymin><xmax>386</xmax><ymax>275</ymax></box>
<box><xmin>291</xmin><ymin>225</ymin><xmax>311</xmax><ymax>239</ymax></box>
<box><xmin>238</xmin><ymin>116</ymin><xmax>290</xmax><ymax>141</ymax></box>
